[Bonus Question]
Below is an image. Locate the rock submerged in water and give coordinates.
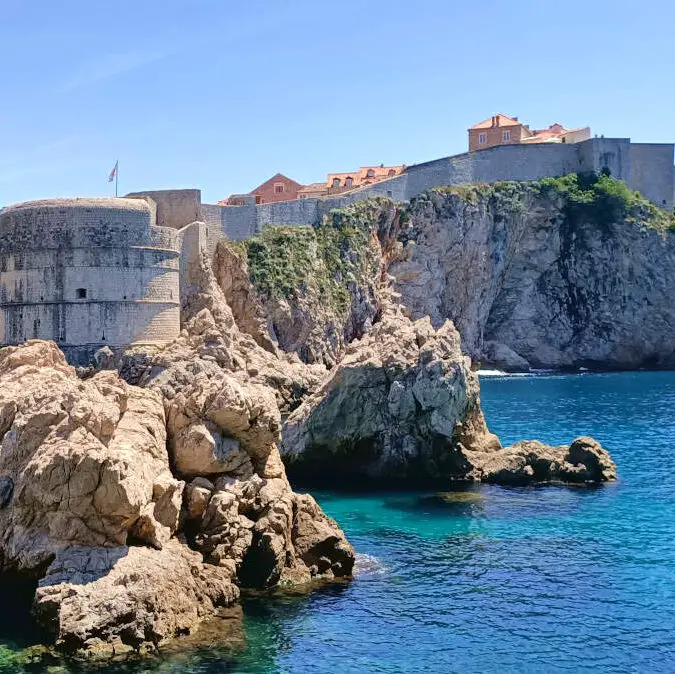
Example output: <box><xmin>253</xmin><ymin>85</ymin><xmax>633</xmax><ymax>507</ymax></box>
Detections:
<box><xmin>467</xmin><ymin>436</ymin><xmax>617</xmax><ymax>485</ymax></box>
<box><xmin>281</xmin><ymin>309</ymin><xmax>617</xmax><ymax>486</ymax></box>
<box><xmin>0</xmin><ymin>334</ymin><xmax>353</xmax><ymax>657</ymax></box>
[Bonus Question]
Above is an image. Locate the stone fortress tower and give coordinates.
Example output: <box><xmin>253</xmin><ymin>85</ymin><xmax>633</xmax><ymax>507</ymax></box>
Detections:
<box><xmin>0</xmin><ymin>197</ymin><xmax>180</xmax><ymax>349</ymax></box>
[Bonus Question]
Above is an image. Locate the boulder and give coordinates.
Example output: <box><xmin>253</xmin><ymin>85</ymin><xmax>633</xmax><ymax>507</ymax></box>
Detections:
<box><xmin>482</xmin><ymin>341</ymin><xmax>531</xmax><ymax>372</ymax></box>
<box><xmin>281</xmin><ymin>309</ymin><xmax>500</xmax><ymax>483</ymax></box>
<box><xmin>467</xmin><ymin>436</ymin><xmax>617</xmax><ymax>484</ymax></box>
<box><xmin>0</xmin><ymin>342</ymin><xmax>184</xmax><ymax>575</ymax></box>
<box><xmin>33</xmin><ymin>540</ymin><xmax>238</xmax><ymax>657</ymax></box>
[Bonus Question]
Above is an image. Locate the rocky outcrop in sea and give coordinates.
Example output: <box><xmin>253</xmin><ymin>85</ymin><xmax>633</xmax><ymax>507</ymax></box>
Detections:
<box><xmin>280</xmin><ymin>301</ymin><xmax>616</xmax><ymax>486</ymax></box>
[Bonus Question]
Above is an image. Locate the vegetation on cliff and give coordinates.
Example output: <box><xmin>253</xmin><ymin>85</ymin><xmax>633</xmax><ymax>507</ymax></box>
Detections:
<box><xmin>405</xmin><ymin>172</ymin><xmax>674</xmax><ymax>232</ymax></box>
<box><xmin>538</xmin><ymin>171</ymin><xmax>675</xmax><ymax>231</ymax></box>
<box><xmin>235</xmin><ymin>199</ymin><xmax>388</xmax><ymax>319</ymax></box>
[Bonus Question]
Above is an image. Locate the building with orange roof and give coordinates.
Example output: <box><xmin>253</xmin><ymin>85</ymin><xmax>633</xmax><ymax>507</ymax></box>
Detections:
<box><xmin>297</xmin><ymin>182</ymin><xmax>329</xmax><ymax>199</ymax></box>
<box><xmin>221</xmin><ymin>172</ymin><xmax>305</xmax><ymax>205</ymax></box>
<box><xmin>326</xmin><ymin>165</ymin><xmax>405</xmax><ymax>195</ymax></box>
<box><xmin>469</xmin><ymin>114</ymin><xmax>590</xmax><ymax>152</ymax></box>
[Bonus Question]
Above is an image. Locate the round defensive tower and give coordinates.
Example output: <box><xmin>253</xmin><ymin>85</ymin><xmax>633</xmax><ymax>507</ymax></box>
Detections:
<box><xmin>0</xmin><ymin>197</ymin><xmax>180</xmax><ymax>348</ymax></box>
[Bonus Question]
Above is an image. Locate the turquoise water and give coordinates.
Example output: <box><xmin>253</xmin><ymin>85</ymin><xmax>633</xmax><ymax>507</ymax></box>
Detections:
<box><xmin>3</xmin><ymin>372</ymin><xmax>675</xmax><ymax>672</ymax></box>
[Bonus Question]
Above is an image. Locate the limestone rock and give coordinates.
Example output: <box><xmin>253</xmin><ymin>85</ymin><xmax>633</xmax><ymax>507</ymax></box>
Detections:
<box><xmin>0</xmin><ymin>341</ymin><xmax>183</xmax><ymax>575</ymax></box>
<box><xmin>466</xmin><ymin>436</ymin><xmax>617</xmax><ymax>484</ymax></box>
<box><xmin>482</xmin><ymin>341</ymin><xmax>531</xmax><ymax>372</ymax></box>
<box><xmin>214</xmin><ymin>200</ymin><xmax>396</xmax><ymax>368</ymax></box>
<box><xmin>281</xmin><ymin>310</ymin><xmax>500</xmax><ymax>483</ymax></box>
<box><xmin>280</xmin><ymin>308</ymin><xmax>616</xmax><ymax>487</ymax></box>
<box><xmin>390</xmin><ymin>186</ymin><xmax>675</xmax><ymax>370</ymax></box>
<box><xmin>33</xmin><ymin>540</ymin><xmax>238</xmax><ymax>656</ymax></box>
<box><xmin>127</xmin><ymin>252</ymin><xmax>355</xmax><ymax>588</ymax></box>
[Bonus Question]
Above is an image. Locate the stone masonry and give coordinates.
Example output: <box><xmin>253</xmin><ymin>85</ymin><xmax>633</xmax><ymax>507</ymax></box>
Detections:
<box><xmin>0</xmin><ymin>198</ymin><xmax>180</xmax><ymax>348</ymax></box>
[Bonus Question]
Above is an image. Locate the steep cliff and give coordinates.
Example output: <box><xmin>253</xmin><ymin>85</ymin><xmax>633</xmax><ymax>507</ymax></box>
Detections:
<box><xmin>224</xmin><ymin>174</ymin><xmax>675</xmax><ymax>371</ymax></box>
<box><xmin>216</xmin><ymin>199</ymin><xmax>398</xmax><ymax>367</ymax></box>
<box><xmin>391</xmin><ymin>175</ymin><xmax>675</xmax><ymax>370</ymax></box>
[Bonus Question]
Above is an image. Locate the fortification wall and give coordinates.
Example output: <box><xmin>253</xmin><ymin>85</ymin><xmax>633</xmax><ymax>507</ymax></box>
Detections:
<box><xmin>126</xmin><ymin>189</ymin><xmax>202</xmax><ymax>229</ymax></box>
<box><xmin>0</xmin><ymin>198</ymin><xmax>180</xmax><ymax>346</ymax></box>
<box><xmin>628</xmin><ymin>143</ymin><xmax>674</xmax><ymax>209</ymax></box>
<box><xmin>214</xmin><ymin>138</ymin><xmax>674</xmax><ymax>238</ymax></box>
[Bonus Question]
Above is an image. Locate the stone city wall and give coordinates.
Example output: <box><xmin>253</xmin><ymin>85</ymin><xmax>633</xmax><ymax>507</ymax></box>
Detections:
<box><xmin>0</xmin><ymin>198</ymin><xmax>181</xmax><ymax>346</ymax></box>
<box><xmin>628</xmin><ymin>143</ymin><xmax>675</xmax><ymax>209</ymax></box>
<box><xmin>212</xmin><ymin>137</ymin><xmax>673</xmax><ymax>237</ymax></box>
<box><xmin>126</xmin><ymin>189</ymin><xmax>203</xmax><ymax>230</ymax></box>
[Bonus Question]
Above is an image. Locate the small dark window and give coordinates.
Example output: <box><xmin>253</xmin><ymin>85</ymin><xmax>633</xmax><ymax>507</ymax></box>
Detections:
<box><xmin>366</xmin><ymin>169</ymin><xmax>375</xmax><ymax>178</ymax></box>
<box><xmin>76</xmin><ymin>288</ymin><xmax>87</xmax><ymax>299</ymax></box>
<box><xmin>345</xmin><ymin>177</ymin><xmax>354</xmax><ymax>188</ymax></box>
<box><xmin>332</xmin><ymin>178</ymin><xmax>341</xmax><ymax>188</ymax></box>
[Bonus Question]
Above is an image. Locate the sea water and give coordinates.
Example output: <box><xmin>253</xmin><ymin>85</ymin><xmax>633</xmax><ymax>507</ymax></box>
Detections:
<box><xmin>2</xmin><ymin>372</ymin><xmax>675</xmax><ymax>673</ymax></box>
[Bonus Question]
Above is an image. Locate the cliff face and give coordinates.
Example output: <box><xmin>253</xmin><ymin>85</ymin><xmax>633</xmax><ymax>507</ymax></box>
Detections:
<box><xmin>216</xmin><ymin>200</ymin><xmax>398</xmax><ymax>368</ymax></box>
<box><xmin>228</xmin><ymin>175</ymin><xmax>675</xmax><ymax>371</ymax></box>
<box><xmin>391</xmin><ymin>178</ymin><xmax>675</xmax><ymax>370</ymax></box>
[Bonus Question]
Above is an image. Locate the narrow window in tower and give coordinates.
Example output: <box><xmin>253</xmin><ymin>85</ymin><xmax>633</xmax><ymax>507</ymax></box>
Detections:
<box><xmin>76</xmin><ymin>288</ymin><xmax>87</xmax><ymax>299</ymax></box>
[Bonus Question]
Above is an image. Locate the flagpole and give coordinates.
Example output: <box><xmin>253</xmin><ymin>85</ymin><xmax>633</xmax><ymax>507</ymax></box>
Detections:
<box><xmin>115</xmin><ymin>160</ymin><xmax>119</xmax><ymax>197</ymax></box>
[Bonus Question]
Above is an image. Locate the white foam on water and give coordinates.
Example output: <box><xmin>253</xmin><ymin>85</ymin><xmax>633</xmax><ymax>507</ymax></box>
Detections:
<box><xmin>354</xmin><ymin>553</ymin><xmax>388</xmax><ymax>578</ymax></box>
<box><xmin>476</xmin><ymin>369</ymin><xmax>533</xmax><ymax>377</ymax></box>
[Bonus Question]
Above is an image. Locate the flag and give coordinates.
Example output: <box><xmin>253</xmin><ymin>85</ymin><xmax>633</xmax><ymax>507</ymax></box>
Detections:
<box><xmin>108</xmin><ymin>161</ymin><xmax>118</xmax><ymax>183</ymax></box>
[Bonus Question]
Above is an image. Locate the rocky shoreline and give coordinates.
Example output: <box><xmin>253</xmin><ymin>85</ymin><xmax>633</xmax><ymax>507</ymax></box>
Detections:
<box><xmin>0</xmin><ymin>179</ymin><xmax>632</xmax><ymax>660</ymax></box>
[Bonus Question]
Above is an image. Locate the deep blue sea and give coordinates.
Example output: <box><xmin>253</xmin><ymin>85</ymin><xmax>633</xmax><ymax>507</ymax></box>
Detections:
<box><xmin>2</xmin><ymin>372</ymin><xmax>675</xmax><ymax>673</ymax></box>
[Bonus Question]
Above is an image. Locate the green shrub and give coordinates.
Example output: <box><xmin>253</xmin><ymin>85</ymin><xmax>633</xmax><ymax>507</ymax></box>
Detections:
<box><xmin>538</xmin><ymin>172</ymin><xmax>675</xmax><ymax>231</ymax></box>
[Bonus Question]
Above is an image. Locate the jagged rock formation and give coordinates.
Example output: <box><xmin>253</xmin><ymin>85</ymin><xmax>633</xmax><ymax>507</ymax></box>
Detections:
<box><xmin>468</xmin><ymin>436</ymin><xmax>617</xmax><ymax>484</ymax></box>
<box><xmin>124</xmin><ymin>249</ymin><xmax>355</xmax><ymax>587</ymax></box>
<box><xmin>227</xmin><ymin>177</ymin><xmax>675</xmax><ymax>371</ymax></box>
<box><xmin>281</xmin><ymin>308</ymin><xmax>616</xmax><ymax>485</ymax></box>
<box><xmin>391</xmin><ymin>180</ymin><xmax>675</xmax><ymax>370</ymax></box>
<box><xmin>216</xmin><ymin>201</ymin><xmax>397</xmax><ymax>367</ymax></box>
<box><xmin>282</xmin><ymin>308</ymin><xmax>497</xmax><ymax>482</ymax></box>
<box><xmin>0</xmin><ymin>253</ymin><xmax>354</xmax><ymax>658</ymax></box>
<box><xmin>34</xmin><ymin>541</ymin><xmax>238</xmax><ymax>656</ymax></box>
<box><xmin>0</xmin><ymin>341</ymin><xmax>219</xmax><ymax>654</ymax></box>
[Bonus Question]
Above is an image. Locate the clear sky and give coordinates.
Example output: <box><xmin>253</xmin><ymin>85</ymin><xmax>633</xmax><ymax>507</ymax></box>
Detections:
<box><xmin>1</xmin><ymin>0</ymin><xmax>673</xmax><ymax>205</ymax></box>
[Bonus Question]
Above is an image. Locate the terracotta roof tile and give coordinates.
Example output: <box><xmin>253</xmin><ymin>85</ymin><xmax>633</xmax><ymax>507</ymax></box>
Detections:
<box><xmin>469</xmin><ymin>114</ymin><xmax>522</xmax><ymax>130</ymax></box>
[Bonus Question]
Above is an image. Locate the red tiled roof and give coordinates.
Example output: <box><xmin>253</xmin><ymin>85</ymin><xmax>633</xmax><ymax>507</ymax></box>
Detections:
<box><xmin>469</xmin><ymin>114</ymin><xmax>522</xmax><ymax>130</ymax></box>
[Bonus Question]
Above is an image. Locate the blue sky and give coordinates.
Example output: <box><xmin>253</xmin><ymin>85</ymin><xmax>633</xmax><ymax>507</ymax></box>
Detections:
<box><xmin>1</xmin><ymin>0</ymin><xmax>673</xmax><ymax>205</ymax></box>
